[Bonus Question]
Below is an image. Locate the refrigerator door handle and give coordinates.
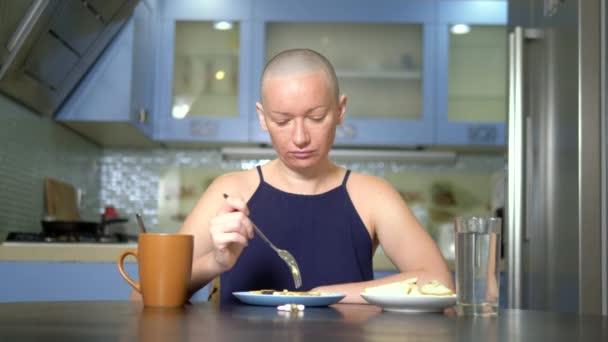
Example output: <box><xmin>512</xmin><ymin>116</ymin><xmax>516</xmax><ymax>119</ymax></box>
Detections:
<box><xmin>507</xmin><ymin>26</ymin><xmax>524</xmax><ymax>309</ymax></box>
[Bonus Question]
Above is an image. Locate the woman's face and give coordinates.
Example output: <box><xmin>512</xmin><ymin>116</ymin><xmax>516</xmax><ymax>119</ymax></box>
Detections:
<box><xmin>256</xmin><ymin>71</ymin><xmax>347</xmax><ymax>170</ymax></box>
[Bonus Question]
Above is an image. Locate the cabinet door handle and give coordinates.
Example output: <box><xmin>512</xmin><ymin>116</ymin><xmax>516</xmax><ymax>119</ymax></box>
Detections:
<box><xmin>138</xmin><ymin>109</ymin><xmax>148</xmax><ymax>123</ymax></box>
<box><xmin>189</xmin><ymin>120</ymin><xmax>218</xmax><ymax>138</ymax></box>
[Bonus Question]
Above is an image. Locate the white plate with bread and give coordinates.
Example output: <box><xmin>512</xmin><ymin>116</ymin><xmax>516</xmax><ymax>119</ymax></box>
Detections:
<box><xmin>361</xmin><ymin>278</ymin><xmax>456</xmax><ymax>313</ymax></box>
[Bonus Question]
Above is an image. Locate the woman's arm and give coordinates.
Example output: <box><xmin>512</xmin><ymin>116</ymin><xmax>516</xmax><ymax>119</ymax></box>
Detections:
<box><xmin>129</xmin><ymin>173</ymin><xmax>255</xmax><ymax>301</ymax></box>
<box><xmin>180</xmin><ymin>175</ymin><xmax>256</xmax><ymax>297</ymax></box>
<box><xmin>315</xmin><ymin>174</ymin><xmax>452</xmax><ymax>304</ymax></box>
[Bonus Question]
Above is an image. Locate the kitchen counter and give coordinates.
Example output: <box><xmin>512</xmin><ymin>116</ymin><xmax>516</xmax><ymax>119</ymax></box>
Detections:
<box><xmin>0</xmin><ymin>242</ymin><xmax>137</xmax><ymax>262</ymax></box>
<box><xmin>0</xmin><ymin>242</ymin><xmax>396</xmax><ymax>268</ymax></box>
<box><xmin>0</xmin><ymin>242</ymin><xmax>450</xmax><ymax>269</ymax></box>
<box><xmin>0</xmin><ymin>301</ymin><xmax>606</xmax><ymax>341</ymax></box>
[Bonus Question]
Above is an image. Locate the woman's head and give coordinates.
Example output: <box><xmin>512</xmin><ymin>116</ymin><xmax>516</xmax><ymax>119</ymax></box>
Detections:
<box><xmin>259</xmin><ymin>49</ymin><xmax>340</xmax><ymax>104</ymax></box>
<box><xmin>256</xmin><ymin>49</ymin><xmax>347</xmax><ymax>171</ymax></box>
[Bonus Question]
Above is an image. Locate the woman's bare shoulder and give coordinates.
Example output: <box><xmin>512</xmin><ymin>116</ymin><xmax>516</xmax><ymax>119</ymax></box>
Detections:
<box><xmin>209</xmin><ymin>167</ymin><xmax>261</xmax><ymax>200</ymax></box>
<box><xmin>346</xmin><ymin>171</ymin><xmax>405</xmax><ymax>213</ymax></box>
<box><xmin>346</xmin><ymin>171</ymin><xmax>395</xmax><ymax>194</ymax></box>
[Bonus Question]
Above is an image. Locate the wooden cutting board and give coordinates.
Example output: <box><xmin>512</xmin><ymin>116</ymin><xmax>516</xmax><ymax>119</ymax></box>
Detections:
<box><xmin>44</xmin><ymin>178</ymin><xmax>80</xmax><ymax>221</ymax></box>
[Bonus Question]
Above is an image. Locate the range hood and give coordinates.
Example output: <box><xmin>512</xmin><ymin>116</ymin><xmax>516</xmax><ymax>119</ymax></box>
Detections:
<box><xmin>0</xmin><ymin>0</ymin><xmax>139</xmax><ymax>116</ymax></box>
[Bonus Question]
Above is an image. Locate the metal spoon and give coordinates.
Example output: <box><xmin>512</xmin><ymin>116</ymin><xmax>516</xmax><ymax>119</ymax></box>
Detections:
<box><xmin>135</xmin><ymin>213</ymin><xmax>147</xmax><ymax>234</ymax></box>
<box><xmin>222</xmin><ymin>193</ymin><xmax>302</xmax><ymax>288</ymax></box>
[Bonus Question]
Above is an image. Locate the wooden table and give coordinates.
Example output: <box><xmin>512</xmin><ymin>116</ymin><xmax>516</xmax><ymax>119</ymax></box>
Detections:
<box><xmin>0</xmin><ymin>301</ymin><xmax>606</xmax><ymax>341</ymax></box>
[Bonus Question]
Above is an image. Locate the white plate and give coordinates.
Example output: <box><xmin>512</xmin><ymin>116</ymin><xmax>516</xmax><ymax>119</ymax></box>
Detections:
<box><xmin>233</xmin><ymin>292</ymin><xmax>345</xmax><ymax>307</ymax></box>
<box><xmin>360</xmin><ymin>293</ymin><xmax>457</xmax><ymax>313</ymax></box>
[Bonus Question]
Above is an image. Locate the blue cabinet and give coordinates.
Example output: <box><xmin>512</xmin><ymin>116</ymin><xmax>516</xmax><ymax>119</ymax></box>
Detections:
<box><xmin>68</xmin><ymin>0</ymin><xmax>507</xmax><ymax>147</ymax></box>
<box><xmin>154</xmin><ymin>0</ymin><xmax>253</xmax><ymax>143</ymax></box>
<box><xmin>435</xmin><ymin>1</ymin><xmax>508</xmax><ymax>146</ymax></box>
<box><xmin>249</xmin><ymin>0</ymin><xmax>437</xmax><ymax>146</ymax></box>
<box><xmin>0</xmin><ymin>262</ymin><xmax>137</xmax><ymax>302</ymax></box>
<box><xmin>0</xmin><ymin>261</ymin><xmax>210</xmax><ymax>302</ymax></box>
<box><xmin>152</xmin><ymin>0</ymin><xmax>507</xmax><ymax>147</ymax></box>
<box><xmin>56</xmin><ymin>1</ymin><xmax>157</xmax><ymax>147</ymax></box>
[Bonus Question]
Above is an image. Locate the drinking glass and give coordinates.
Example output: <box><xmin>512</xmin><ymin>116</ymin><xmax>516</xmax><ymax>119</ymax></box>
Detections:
<box><xmin>454</xmin><ymin>216</ymin><xmax>501</xmax><ymax>316</ymax></box>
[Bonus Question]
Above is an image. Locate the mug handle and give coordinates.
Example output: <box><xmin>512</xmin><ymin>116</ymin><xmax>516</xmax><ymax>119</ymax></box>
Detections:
<box><xmin>117</xmin><ymin>249</ymin><xmax>141</xmax><ymax>293</ymax></box>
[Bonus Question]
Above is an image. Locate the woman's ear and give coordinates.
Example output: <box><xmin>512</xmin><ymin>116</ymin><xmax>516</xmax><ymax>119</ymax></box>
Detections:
<box><xmin>337</xmin><ymin>95</ymin><xmax>347</xmax><ymax>124</ymax></box>
<box><xmin>256</xmin><ymin>102</ymin><xmax>268</xmax><ymax>131</ymax></box>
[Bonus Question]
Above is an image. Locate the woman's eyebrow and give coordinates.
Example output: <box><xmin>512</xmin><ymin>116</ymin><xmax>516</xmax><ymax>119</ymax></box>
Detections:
<box><xmin>268</xmin><ymin>110</ymin><xmax>291</xmax><ymax>117</ymax></box>
<box><xmin>268</xmin><ymin>105</ymin><xmax>327</xmax><ymax>118</ymax></box>
<box><xmin>305</xmin><ymin>105</ymin><xmax>327</xmax><ymax>114</ymax></box>
<box><xmin>270</xmin><ymin>105</ymin><xmax>326</xmax><ymax>116</ymax></box>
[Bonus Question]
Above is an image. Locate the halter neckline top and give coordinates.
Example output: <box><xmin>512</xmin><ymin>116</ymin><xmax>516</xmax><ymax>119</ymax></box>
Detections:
<box><xmin>219</xmin><ymin>165</ymin><xmax>373</xmax><ymax>304</ymax></box>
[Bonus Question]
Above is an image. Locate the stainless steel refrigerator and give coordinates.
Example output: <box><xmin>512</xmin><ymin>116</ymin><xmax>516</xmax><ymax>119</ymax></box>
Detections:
<box><xmin>507</xmin><ymin>0</ymin><xmax>607</xmax><ymax>315</ymax></box>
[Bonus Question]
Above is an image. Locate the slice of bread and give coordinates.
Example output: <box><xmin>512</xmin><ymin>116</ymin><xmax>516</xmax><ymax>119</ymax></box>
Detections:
<box><xmin>363</xmin><ymin>278</ymin><xmax>454</xmax><ymax>297</ymax></box>
<box><xmin>419</xmin><ymin>280</ymin><xmax>454</xmax><ymax>296</ymax></box>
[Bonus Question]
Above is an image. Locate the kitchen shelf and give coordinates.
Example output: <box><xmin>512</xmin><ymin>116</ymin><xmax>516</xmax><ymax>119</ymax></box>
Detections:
<box><xmin>336</xmin><ymin>70</ymin><xmax>422</xmax><ymax>80</ymax></box>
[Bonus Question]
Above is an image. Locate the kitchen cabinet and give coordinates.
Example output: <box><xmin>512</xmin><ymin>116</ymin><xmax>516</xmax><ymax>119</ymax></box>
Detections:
<box><xmin>249</xmin><ymin>0</ymin><xmax>436</xmax><ymax>146</ymax></box>
<box><xmin>154</xmin><ymin>0</ymin><xmax>253</xmax><ymax>144</ymax></box>
<box><xmin>0</xmin><ymin>262</ymin><xmax>137</xmax><ymax>302</ymax></box>
<box><xmin>73</xmin><ymin>0</ymin><xmax>505</xmax><ymax>147</ymax></box>
<box><xmin>0</xmin><ymin>261</ymin><xmax>211</xmax><ymax>302</ymax></box>
<box><xmin>55</xmin><ymin>0</ymin><xmax>158</xmax><ymax>147</ymax></box>
<box><xmin>435</xmin><ymin>1</ymin><xmax>508</xmax><ymax>146</ymax></box>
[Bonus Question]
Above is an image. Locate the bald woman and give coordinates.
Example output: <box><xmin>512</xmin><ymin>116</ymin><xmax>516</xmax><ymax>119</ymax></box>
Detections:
<box><xmin>175</xmin><ymin>49</ymin><xmax>452</xmax><ymax>305</ymax></box>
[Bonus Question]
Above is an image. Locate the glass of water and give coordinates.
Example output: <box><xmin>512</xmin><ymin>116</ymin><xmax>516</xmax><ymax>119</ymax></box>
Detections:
<box><xmin>454</xmin><ymin>216</ymin><xmax>502</xmax><ymax>316</ymax></box>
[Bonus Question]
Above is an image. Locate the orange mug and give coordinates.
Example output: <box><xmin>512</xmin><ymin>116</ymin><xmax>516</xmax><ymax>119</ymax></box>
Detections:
<box><xmin>118</xmin><ymin>233</ymin><xmax>193</xmax><ymax>308</ymax></box>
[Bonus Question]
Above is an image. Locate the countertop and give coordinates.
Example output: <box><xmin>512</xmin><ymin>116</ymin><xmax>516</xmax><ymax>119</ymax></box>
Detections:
<box><xmin>0</xmin><ymin>301</ymin><xmax>606</xmax><ymax>341</ymax></box>
<box><xmin>0</xmin><ymin>241</ymin><xmax>448</xmax><ymax>271</ymax></box>
<box><xmin>0</xmin><ymin>241</ymin><xmax>397</xmax><ymax>268</ymax></box>
<box><xmin>0</xmin><ymin>241</ymin><xmax>137</xmax><ymax>262</ymax></box>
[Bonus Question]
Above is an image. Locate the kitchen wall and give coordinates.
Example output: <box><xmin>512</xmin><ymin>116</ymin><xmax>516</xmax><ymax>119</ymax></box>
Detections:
<box><xmin>0</xmin><ymin>90</ymin><xmax>505</xmax><ymax>240</ymax></box>
<box><xmin>99</xmin><ymin>148</ymin><xmax>505</xmax><ymax>243</ymax></box>
<box><xmin>0</xmin><ymin>95</ymin><xmax>101</xmax><ymax>233</ymax></box>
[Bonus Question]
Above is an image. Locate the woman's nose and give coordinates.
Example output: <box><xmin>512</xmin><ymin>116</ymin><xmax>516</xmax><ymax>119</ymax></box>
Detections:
<box><xmin>292</xmin><ymin>120</ymin><xmax>310</xmax><ymax>147</ymax></box>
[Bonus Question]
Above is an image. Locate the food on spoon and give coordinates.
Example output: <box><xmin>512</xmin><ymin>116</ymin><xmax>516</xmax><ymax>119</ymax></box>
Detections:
<box><xmin>363</xmin><ymin>277</ymin><xmax>454</xmax><ymax>297</ymax></box>
<box><xmin>249</xmin><ymin>289</ymin><xmax>323</xmax><ymax>296</ymax></box>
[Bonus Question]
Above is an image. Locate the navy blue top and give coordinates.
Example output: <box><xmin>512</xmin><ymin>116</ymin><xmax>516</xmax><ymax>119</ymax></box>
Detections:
<box><xmin>220</xmin><ymin>166</ymin><xmax>374</xmax><ymax>304</ymax></box>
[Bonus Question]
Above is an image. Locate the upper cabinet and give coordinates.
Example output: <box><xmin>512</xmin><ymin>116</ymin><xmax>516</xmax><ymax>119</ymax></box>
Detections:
<box><xmin>249</xmin><ymin>0</ymin><xmax>436</xmax><ymax>146</ymax></box>
<box><xmin>435</xmin><ymin>1</ymin><xmax>508</xmax><ymax>146</ymax></box>
<box><xmin>55</xmin><ymin>0</ymin><xmax>157</xmax><ymax>147</ymax></box>
<box><xmin>54</xmin><ymin>0</ymin><xmax>508</xmax><ymax>147</ymax></box>
<box><xmin>154</xmin><ymin>0</ymin><xmax>252</xmax><ymax>143</ymax></box>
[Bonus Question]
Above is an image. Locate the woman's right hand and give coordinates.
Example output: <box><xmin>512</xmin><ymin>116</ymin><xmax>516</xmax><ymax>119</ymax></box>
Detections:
<box><xmin>208</xmin><ymin>195</ymin><xmax>254</xmax><ymax>272</ymax></box>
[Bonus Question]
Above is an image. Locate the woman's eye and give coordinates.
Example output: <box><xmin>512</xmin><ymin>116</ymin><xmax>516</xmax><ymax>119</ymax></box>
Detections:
<box><xmin>310</xmin><ymin>115</ymin><xmax>325</xmax><ymax>122</ymax></box>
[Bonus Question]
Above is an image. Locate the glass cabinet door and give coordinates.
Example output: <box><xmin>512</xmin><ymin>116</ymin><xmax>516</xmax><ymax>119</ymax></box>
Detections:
<box><xmin>156</xmin><ymin>0</ymin><xmax>252</xmax><ymax>143</ymax></box>
<box><xmin>172</xmin><ymin>21</ymin><xmax>240</xmax><ymax>120</ymax></box>
<box><xmin>447</xmin><ymin>25</ymin><xmax>507</xmax><ymax>124</ymax></box>
<box><xmin>436</xmin><ymin>1</ymin><xmax>508</xmax><ymax>146</ymax></box>
<box><xmin>250</xmin><ymin>0</ymin><xmax>435</xmax><ymax>146</ymax></box>
<box><xmin>264</xmin><ymin>23</ymin><xmax>424</xmax><ymax>122</ymax></box>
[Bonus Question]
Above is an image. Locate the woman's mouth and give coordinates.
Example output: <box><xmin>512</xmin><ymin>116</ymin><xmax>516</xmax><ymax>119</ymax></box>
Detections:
<box><xmin>291</xmin><ymin>150</ymin><xmax>314</xmax><ymax>159</ymax></box>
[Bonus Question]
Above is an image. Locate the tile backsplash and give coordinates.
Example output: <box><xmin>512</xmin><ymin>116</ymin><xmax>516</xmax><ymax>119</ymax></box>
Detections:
<box><xmin>0</xmin><ymin>96</ymin><xmax>101</xmax><ymax>233</ymax></box>
<box><xmin>99</xmin><ymin>149</ymin><xmax>246</xmax><ymax>233</ymax></box>
<box><xmin>99</xmin><ymin>148</ymin><xmax>505</xmax><ymax>237</ymax></box>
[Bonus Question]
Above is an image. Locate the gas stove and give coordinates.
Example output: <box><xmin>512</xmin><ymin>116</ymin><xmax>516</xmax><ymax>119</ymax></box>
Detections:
<box><xmin>3</xmin><ymin>232</ymin><xmax>137</xmax><ymax>244</ymax></box>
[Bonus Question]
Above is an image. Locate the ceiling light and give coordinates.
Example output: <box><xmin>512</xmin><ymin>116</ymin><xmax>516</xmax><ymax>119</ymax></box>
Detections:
<box><xmin>213</xmin><ymin>21</ymin><xmax>233</xmax><ymax>30</ymax></box>
<box><xmin>215</xmin><ymin>70</ymin><xmax>225</xmax><ymax>80</ymax></box>
<box><xmin>450</xmin><ymin>24</ymin><xmax>471</xmax><ymax>35</ymax></box>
